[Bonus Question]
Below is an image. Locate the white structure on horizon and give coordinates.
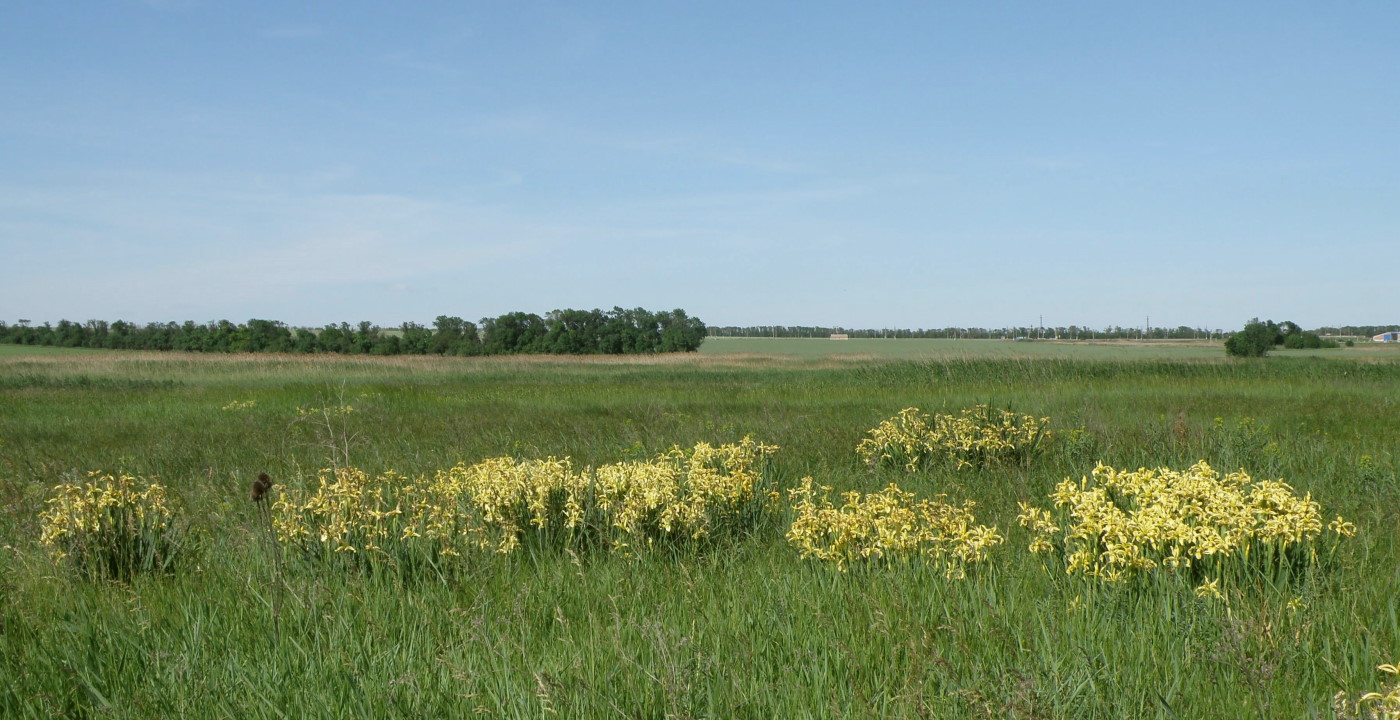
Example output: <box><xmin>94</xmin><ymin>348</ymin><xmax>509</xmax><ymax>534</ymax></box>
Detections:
<box><xmin>1372</xmin><ymin>331</ymin><xmax>1400</xmax><ymax>342</ymax></box>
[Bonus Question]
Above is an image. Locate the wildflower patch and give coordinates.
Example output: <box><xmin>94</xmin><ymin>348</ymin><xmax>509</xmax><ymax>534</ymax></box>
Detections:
<box><xmin>270</xmin><ymin>437</ymin><xmax>781</xmax><ymax>571</ymax></box>
<box><xmin>786</xmin><ymin>477</ymin><xmax>1003</xmax><ymax>576</ymax></box>
<box><xmin>1018</xmin><ymin>461</ymin><xmax>1354</xmax><ymax>586</ymax></box>
<box><xmin>857</xmin><ymin>405</ymin><xmax>1050</xmax><ymax>472</ymax></box>
<box><xmin>39</xmin><ymin>471</ymin><xmax>189</xmax><ymax>579</ymax></box>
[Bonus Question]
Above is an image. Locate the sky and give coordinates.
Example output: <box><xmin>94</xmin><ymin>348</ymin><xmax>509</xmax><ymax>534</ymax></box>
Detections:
<box><xmin>2</xmin><ymin>2</ymin><xmax>1398</xmax><ymax>331</ymax></box>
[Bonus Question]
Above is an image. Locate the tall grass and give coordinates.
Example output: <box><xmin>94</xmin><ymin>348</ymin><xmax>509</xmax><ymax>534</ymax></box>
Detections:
<box><xmin>1</xmin><ymin>348</ymin><xmax>1397</xmax><ymax>717</ymax></box>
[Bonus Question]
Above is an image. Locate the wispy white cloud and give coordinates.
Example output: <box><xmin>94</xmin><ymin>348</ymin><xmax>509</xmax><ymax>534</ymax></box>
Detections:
<box><xmin>0</xmin><ymin>177</ymin><xmax>559</xmax><ymax>323</ymax></box>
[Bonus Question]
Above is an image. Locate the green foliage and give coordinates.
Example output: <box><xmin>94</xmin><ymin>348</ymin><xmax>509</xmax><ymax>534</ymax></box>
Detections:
<box><xmin>1225</xmin><ymin>318</ymin><xmax>1278</xmax><ymax>357</ymax></box>
<box><xmin>1228</xmin><ymin>318</ymin><xmax>1340</xmax><ymax>356</ymax></box>
<box><xmin>1283</xmin><ymin>331</ymin><xmax>1335</xmax><ymax>349</ymax></box>
<box><xmin>480</xmin><ymin>311</ymin><xmax>548</xmax><ymax>354</ymax></box>
<box><xmin>429</xmin><ymin>315</ymin><xmax>481</xmax><ymax>355</ymax></box>
<box><xmin>0</xmin><ymin>307</ymin><xmax>707</xmax><ymax>356</ymax></box>
<box><xmin>475</xmin><ymin>307</ymin><xmax>707</xmax><ymax>355</ymax></box>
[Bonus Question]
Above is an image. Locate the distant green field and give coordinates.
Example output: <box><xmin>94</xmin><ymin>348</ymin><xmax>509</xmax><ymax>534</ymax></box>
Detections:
<box><xmin>698</xmin><ymin>336</ymin><xmax>1394</xmax><ymax>361</ymax></box>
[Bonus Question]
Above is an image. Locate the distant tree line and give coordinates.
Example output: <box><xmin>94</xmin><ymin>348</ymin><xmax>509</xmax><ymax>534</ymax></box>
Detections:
<box><xmin>0</xmin><ymin>308</ymin><xmax>707</xmax><ymax>356</ymax></box>
<box><xmin>1311</xmin><ymin>325</ymin><xmax>1398</xmax><ymax>339</ymax></box>
<box><xmin>708</xmin><ymin>325</ymin><xmax>1228</xmax><ymax>340</ymax></box>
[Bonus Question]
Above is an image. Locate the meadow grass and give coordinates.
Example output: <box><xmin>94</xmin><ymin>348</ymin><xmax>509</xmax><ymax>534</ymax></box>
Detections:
<box><xmin>701</xmin><ymin>335</ymin><xmax>1400</xmax><ymax>363</ymax></box>
<box><xmin>1</xmin><ymin>346</ymin><xmax>1397</xmax><ymax>718</ymax></box>
<box><xmin>699</xmin><ymin>336</ymin><xmax>1232</xmax><ymax>361</ymax></box>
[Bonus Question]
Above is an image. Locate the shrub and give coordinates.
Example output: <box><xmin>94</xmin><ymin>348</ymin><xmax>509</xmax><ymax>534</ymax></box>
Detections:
<box><xmin>1225</xmin><ymin>320</ymin><xmax>1276</xmax><ymax>357</ymax></box>
<box><xmin>1283</xmin><ymin>331</ymin><xmax>1331</xmax><ymax>349</ymax></box>
<box><xmin>39</xmin><ymin>472</ymin><xmax>190</xmax><ymax>580</ymax></box>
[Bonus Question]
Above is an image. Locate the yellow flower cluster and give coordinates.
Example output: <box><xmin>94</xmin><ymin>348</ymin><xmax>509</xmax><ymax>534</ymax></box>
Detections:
<box><xmin>39</xmin><ymin>471</ymin><xmax>178</xmax><ymax>577</ymax></box>
<box><xmin>1018</xmin><ymin>461</ymin><xmax>1354</xmax><ymax>584</ymax></box>
<box><xmin>271</xmin><ymin>437</ymin><xmax>780</xmax><ymax>563</ymax></box>
<box><xmin>1335</xmin><ymin>663</ymin><xmax>1400</xmax><ymax>720</ymax></box>
<box><xmin>220</xmin><ymin>399</ymin><xmax>256</xmax><ymax>411</ymax></box>
<box><xmin>296</xmin><ymin>404</ymin><xmax>355</xmax><ymax>416</ymax></box>
<box><xmin>786</xmin><ymin>477</ymin><xmax>1004</xmax><ymax>576</ymax></box>
<box><xmin>272</xmin><ymin>466</ymin><xmax>430</xmax><ymax>555</ymax></box>
<box><xmin>856</xmin><ymin>406</ymin><xmax>1051</xmax><ymax>472</ymax></box>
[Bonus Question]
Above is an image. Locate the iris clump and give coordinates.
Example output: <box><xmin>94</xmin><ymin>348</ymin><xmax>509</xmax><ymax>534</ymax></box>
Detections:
<box><xmin>1017</xmin><ymin>461</ymin><xmax>1355</xmax><ymax>589</ymax></box>
<box><xmin>270</xmin><ymin>437</ymin><xmax>781</xmax><ymax>574</ymax></box>
<box><xmin>39</xmin><ymin>471</ymin><xmax>189</xmax><ymax>580</ymax></box>
<box><xmin>785</xmin><ymin>477</ymin><xmax>1003</xmax><ymax>576</ymax></box>
<box><xmin>857</xmin><ymin>405</ymin><xmax>1051</xmax><ymax>472</ymax></box>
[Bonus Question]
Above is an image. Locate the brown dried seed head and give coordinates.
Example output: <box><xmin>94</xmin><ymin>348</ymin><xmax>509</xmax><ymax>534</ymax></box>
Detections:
<box><xmin>251</xmin><ymin>472</ymin><xmax>272</xmax><ymax>502</ymax></box>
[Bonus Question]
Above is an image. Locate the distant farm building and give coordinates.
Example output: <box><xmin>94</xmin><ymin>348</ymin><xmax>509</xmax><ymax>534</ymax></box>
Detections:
<box><xmin>1373</xmin><ymin>331</ymin><xmax>1400</xmax><ymax>343</ymax></box>
<box><xmin>829</xmin><ymin>334</ymin><xmax>849</xmax><ymax>340</ymax></box>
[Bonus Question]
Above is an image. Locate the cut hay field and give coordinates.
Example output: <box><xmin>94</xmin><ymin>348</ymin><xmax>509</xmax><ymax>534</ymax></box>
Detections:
<box><xmin>1</xmin><ymin>346</ymin><xmax>1397</xmax><ymax>718</ymax></box>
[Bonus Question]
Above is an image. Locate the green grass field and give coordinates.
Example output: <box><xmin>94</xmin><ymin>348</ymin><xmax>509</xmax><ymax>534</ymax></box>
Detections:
<box><xmin>1</xmin><ymin>345</ymin><xmax>1397</xmax><ymax>718</ymax></box>
<box><xmin>699</xmin><ymin>336</ymin><xmax>1396</xmax><ymax>361</ymax></box>
<box><xmin>700</xmin><ymin>336</ymin><xmax>1229</xmax><ymax>360</ymax></box>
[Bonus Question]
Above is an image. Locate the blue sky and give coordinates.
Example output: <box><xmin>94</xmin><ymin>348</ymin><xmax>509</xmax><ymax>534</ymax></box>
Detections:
<box><xmin>3</xmin><ymin>2</ymin><xmax>1397</xmax><ymax>331</ymax></box>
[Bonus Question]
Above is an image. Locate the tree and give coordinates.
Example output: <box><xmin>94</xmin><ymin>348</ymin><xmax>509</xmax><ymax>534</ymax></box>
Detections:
<box><xmin>55</xmin><ymin>320</ymin><xmax>86</xmax><ymax>348</ymax></box>
<box><xmin>1</xmin><ymin>307</ymin><xmax>708</xmax><ymax>356</ymax></box>
<box><xmin>1225</xmin><ymin>319</ymin><xmax>1275</xmax><ymax>357</ymax></box>
<box><xmin>245</xmin><ymin>319</ymin><xmax>292</xmax><ymax>352</ymax></box>
<box><xmin>481</xmin><ymin>312</ymin><xmax>546</xmax><ymax>354</ymax></box>
<box><xmin>543</xmin><ymin>308</ymin><xmax>605</xmax><ymax>354</ymax></box>
<box><xmin>292</xmin><ymin>328</ymin><xmax>321</xmax><ymax>353</ymax></box>
<box><xmin>399</xmin><ymin>322</ymin><xmax>432</xmax><ymax>354</ymax></box>
<box><xmin>207</xmin><ymin>320</ymin><xmax>241</xmax><ymax>352</ymax></box>
<box><xmin>429</xmin><ymin>316</ymin><xmax>480</xmax><ymax>355</ymax></box>
<box><xmin>658</xmin><ymin>309</ymin><xmax>707</xmax><ymax>352</ymax></box>
<box><xmin>351</xmin><ymin>321</ymin><xmax>380</xmax><ymax>354</ymax></box>
<box><xmin>317</xmin><ymin>324</ymin><xmax>349</xmax><ymax>353</ymax></box>
<box><xmin>1283</xmin><ymin>330</ymin><xmax>1330</xmax><ymax>349</ymax></box>
<box><xmin>108</xmin><ymin>321</ymin><xmax>135</xmax><ymax>349</ymax></box>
